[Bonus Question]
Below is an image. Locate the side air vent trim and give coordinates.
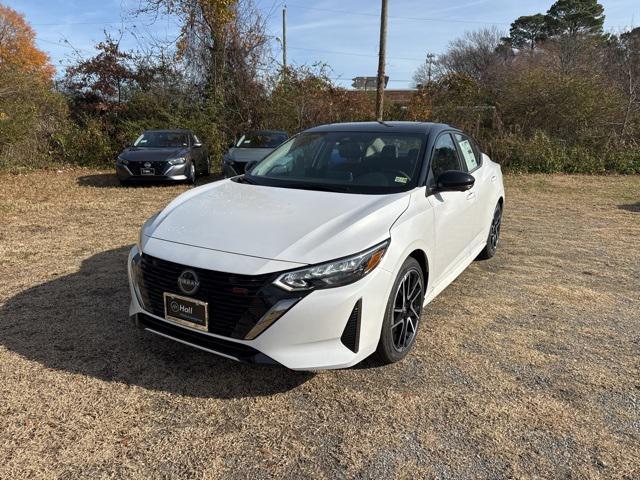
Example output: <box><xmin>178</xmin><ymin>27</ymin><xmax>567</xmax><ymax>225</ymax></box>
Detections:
<box><xmin>340</xmin><ymin>299</ymin><xmax>362</xmax><ymax>353</ymax></box>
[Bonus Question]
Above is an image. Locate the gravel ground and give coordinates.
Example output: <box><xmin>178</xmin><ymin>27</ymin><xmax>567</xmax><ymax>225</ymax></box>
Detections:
<box><xmin>0</xmin><ymin>170</ymin><xmax>639</xmax><ymax>479</ymax></box>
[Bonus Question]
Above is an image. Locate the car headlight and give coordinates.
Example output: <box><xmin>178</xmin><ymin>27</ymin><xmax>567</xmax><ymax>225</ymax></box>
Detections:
<box><xmin>117</xmin><ymin>156</ymin><xmax>129</xmax><ymax>165</ymax></box>
<box><xmin>137</xmin><ymin>211</ymin><xmax>161</xmax><ymax>252</ymax></box>
<box><xmin>274</xmin><ymin>240</ymin><xmax>390</xmax><ymax>291</ymax></box>
<box><xmin>168</xmin><ymin>157</ymin><xmax>186</xmax><ymax>165</ymax></box>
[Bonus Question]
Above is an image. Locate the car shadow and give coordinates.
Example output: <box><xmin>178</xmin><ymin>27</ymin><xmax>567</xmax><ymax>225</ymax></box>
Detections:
<box><xmin>618</xmin><ymin>202</ymin><xmax>640</xmax><ymax>213</ymax></box>
<box><xmin>0</xmin><ymin>246</ymin><xmax>313</xmax><ymax>398</ymax></box>
<box><xmin>77</xmin><ymin>173</ymin><xmax>224</xmax><ymax>188</ymax></box>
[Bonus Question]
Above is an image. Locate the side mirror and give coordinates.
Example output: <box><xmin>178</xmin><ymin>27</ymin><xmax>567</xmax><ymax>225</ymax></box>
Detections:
<box><xmin>245</xmin><ymin>160</ymin><xmax>258</xmax><ymax>173</ymax></box>
<box><xmin>435</xmin><ymin>170</ymin><xmax>475</xmax><ymax>192</ymax></box>
<box><xmin>228</xmin><ymin>142</ymin><xmax>236</xmax><ymax>149</ymax></box>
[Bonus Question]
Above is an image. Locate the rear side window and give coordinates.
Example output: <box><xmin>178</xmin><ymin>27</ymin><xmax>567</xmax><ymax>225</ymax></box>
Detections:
<box><xmin>431</xmin><ymin>133</ymin><xmax>462</xmax><ymax>178</ymax></box>
<box><xmin>454</xmin><ymin>133</ymin><xmax>481</xmax><ymax>172</ymax></box>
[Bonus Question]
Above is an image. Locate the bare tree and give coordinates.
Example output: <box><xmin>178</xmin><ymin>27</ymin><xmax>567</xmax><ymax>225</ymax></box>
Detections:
<box><xmin>438</xmin><ymin>27</ymin><xmax>506</xmax><ymax>85</ymax></box>
<box><xmin>413</xmin><ymin>54</ymin><xmax>443</xmax><ymax>87</ymax></box>
<box><xmin>138</xmin><ymin>0</ymin><xmax>272</xmax><ymax>137</ymax></box>
<box><xmin>605</xmin><ymin>27</ymin><xmax>640</xmax><ymax>144</ymax></box>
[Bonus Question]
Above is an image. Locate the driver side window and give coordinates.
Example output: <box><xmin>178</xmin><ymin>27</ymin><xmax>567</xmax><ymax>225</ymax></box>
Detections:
<box><xmin>251</xmin><ymin>134</ymin><xmax>324</xmax><ymax>177</ymax></box>
<box><xmin>431</xmin><ymin>133</ymin><xmax>462</xmax><ymax>178</ymax></box>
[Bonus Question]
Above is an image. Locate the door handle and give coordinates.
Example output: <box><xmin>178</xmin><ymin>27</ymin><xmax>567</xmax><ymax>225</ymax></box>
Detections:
<box><xmin>490</xmin><ymin>175</ymin><xmax>497</xmax><ymax>183</ymax></box>
<box><xmin>466</xmin><ymin>191</ymin><xmax>476</xmax><ymax>200</ymax></box>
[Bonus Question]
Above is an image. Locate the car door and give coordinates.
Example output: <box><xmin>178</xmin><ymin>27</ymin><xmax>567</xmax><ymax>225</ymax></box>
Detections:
<box><xmin>453</xmin><ymin>133</ymin><xmax>491</xmax><ymax>247</ymax></box>
<box><xmin>426</xmin><ymin>132</ymin><xmax>479</xmax><ymax>284</ymax></box>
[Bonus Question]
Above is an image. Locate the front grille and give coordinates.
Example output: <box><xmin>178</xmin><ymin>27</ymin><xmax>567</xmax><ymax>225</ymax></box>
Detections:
<box><xmin>136</xmin><ymin>254</ymin><xmax>305</xmax><ymax>339</ymax></box>
<box><xmin>340</xmin><ymin>299</ymin><xmax>362</xmax><ymax>353</ymax></box>
<box><xmin>128</xmin><ymin>160</ymin><xmax>169</xmax><ymax>176</ymax></box>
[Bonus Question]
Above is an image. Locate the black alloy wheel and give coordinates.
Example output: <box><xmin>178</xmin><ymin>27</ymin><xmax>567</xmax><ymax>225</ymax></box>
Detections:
<box><xmin>376</xmin><ymin>257</ymin><xmax>425</xmax><ymax>364</ymax></box>
<box><xmin>478</xmin><ymin>202</ymin><xmax>502</xmax><ymax>260</ymax></box>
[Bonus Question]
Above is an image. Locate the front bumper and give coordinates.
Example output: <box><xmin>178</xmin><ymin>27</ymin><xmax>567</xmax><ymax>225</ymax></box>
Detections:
<box><xmin>127</xmin><ymin>246</ymin><xmax>394</xmax><ymax>370</ymax></box>
<box><xmin>116</xmin><ymin>163</ymin><xmax>189</xmax><ymax>182</ymax></box>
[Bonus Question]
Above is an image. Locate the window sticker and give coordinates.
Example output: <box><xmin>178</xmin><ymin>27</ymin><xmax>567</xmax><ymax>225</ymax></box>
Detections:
<box><xmin>395</xmin><ymin>176</ymin><xmax>408</xmax><ymax>184</ymax></box>
<box><xmin>459</xmin><ymin>140</ymin><xmax>478</xmax><ymax>170</ymax></box>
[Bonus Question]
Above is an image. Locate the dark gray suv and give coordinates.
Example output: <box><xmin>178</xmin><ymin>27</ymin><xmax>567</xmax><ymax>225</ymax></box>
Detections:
<box><xmin>116</xmin><ymin>129</ymin><xmax>209</xmax><ymax>185</ymax></box>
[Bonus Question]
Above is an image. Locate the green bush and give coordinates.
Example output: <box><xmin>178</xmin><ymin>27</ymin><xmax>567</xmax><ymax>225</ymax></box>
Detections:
<box><xmin>488</xmin><ymin>130</ymin><xmax>639</xmax><ymax>174</ymax></box>
<box><xmin>0</xmin><ymin>70</ymin><xmax>68</xmax><ymax>170</ymax></box>
<box><xmin>603</xmin><ymin>147</ymin><xmax>640</xmax><ymax>174</ymax></box>
<box><xmin>59</xmin><ymin>117</ymin><xmax>118</xmax><ymax>166</ymax></box>
<box><xmin>56</xmin><ymin>90</ymin><xmax>230</xmax><ymax>171</ymax></box>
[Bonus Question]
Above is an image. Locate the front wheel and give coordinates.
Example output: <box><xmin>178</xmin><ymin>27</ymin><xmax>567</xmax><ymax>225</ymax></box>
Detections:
<box><xmin>187</xmin><ymin>163</ymin><xmax>196</xmax><ymax>185</ymax></box>
<box><xmin>478</xmin><ymin>202</ymin><xmax>502</xmax><ymax>260</ymax></box>
<box><xmin>376</xmin><ymin>257</ymin><xmax>425</xmax><ymax>364</ymax></box>
<box><xmin>203</xmin><ymin>157</ymin><xmax>211</xmax><ymax>176</ymax></box>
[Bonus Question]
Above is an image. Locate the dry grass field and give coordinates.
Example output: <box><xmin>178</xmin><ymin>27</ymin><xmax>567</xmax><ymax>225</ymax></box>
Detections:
<box><xmin>0</xmin><ymin>170</ymin><xmax>639</xmax><ymax>479</ymax></box>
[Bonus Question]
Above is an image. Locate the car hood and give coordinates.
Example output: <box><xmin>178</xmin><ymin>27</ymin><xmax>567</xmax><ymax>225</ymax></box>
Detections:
<box><xmin>226</xmin><ymin>148</ymin><xmax>273</xmax><ymax>163</ymax></box>
<box><xmin>120</xmin><ymin>147</ymin><xmax>188</xmax><ymax>162</ymax></box>
<box><xmin>146</xmin><ymin>180</ymin><xmax>411</xmax><ymax>265</ymax></box>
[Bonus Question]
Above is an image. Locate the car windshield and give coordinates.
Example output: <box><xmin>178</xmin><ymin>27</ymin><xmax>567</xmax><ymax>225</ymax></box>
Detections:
<box><xmin>134</xmin><ymin>132</ymin><xmax>189</xmax><ymax>148</ymax></box>
<box><xmin>246</xmin><ymin>131</ymin><xmax>425</xmax><ymax>194</ymax></box>
<box><xmin>236</xmin><ymin>132</ymin><xmax>287</xmax><ymax>149</ymax></box>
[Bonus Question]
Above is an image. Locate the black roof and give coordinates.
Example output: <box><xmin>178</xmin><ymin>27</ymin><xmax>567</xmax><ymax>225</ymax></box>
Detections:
<box><xmin>306</xmin><ymin>121</ymin><xmax>455</xmax><ymax>135</ymax></box>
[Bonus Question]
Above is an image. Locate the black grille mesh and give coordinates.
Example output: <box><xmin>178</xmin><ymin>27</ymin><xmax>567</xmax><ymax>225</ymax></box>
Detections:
<box><xmin>128</xmin><ymin>161</ymin><xmax>169</xmax><ymax>176</ymax></box>
<box><xmin>137</xmin><ymin>254</ymin><xmax>277</xmax><ymax>339</ymax></box>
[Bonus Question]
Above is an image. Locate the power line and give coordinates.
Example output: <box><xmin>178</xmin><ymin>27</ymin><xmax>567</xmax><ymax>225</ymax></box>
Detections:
<box><xmin>288</xmin><ymin>46</ymin><xmax>423</xmax><ymax>62</ymax></box>
<box><xmin>29</xmin><ymin>16</ymin><xmax>180</xmax><ymax>28</ymax></box>
<box><xmin>38</xmin><ymin>38</ymin><xmax>93</xmax><ymax>54</ymax></box>
<box><xmin>285</xmin><ymin>2</ymin><xmax>511</xmax><ymax>26</ymax></box>
<box><xmin>285</xmin><ymin>2</ymin><xmax>636</xmax><ymax>30</ymax></box>
<box><xmin>31</xmin><ymin>19</ymin><xmax>137</xmax><ymax>26</ymax></box>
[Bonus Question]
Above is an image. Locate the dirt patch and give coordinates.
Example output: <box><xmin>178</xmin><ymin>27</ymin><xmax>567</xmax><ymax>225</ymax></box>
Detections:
<box><xmin>1</xmin><ymin>170</ymin><xmax>639</xmax><ymax>479</ymax></box>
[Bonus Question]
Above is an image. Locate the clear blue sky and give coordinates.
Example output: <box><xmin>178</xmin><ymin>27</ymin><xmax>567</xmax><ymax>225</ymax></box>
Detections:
<box><xmin>9</xmin><ymin>0</ymin><xmax>640</xmax><ymax>88</ymax></box>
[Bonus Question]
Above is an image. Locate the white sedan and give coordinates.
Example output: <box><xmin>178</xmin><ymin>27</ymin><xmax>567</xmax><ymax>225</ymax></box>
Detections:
<box><xmin>128</xmin><ymin>122</ymin><xmax>504</xmax><ymax>370</ymax></box>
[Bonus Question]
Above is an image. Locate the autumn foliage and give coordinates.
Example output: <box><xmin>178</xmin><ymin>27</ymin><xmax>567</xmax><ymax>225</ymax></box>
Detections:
<box><xmin>0</xmin><ymin>0</ymin><xmax>639</xmax><ymax>173</ymax></box>
<box><xmin>0</xmin><ymin>4</ymin><xmax>54</xmax><ymax>81</ymax></box>
<box><xmin>0</xmin><ymin>4</ymin><xmax>63</xmax><ymax>169</ymax></box>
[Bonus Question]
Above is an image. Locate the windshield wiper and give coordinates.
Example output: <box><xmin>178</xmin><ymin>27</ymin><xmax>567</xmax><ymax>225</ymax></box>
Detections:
<box><xmin>276</xmin><ymin>182</ymin><xmax>350</xmax><ymax>193</ymax></box>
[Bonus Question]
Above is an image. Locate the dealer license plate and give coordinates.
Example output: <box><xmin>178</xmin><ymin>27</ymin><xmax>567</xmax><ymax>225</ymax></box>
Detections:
<box><xmin>163</xmin><ymin>293</ymin><xmax>208</xmax><ymax>331</ymax></box>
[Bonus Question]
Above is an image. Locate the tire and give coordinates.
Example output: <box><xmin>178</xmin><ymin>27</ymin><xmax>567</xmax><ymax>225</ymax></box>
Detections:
<box><xmin>477</xmin><ymin>202</ymin><xmax>503</xmax><ymax>260</ymax></box>
<box><xmin>203</xmin><ymin>157</ymin><xmax>211</xmax><ymax>176</ymax></box>
<box><xmin>376</xmin><ymin>257</ymin><xmax>425</xmax><ymax>364</ymax></box>
<box><xmin>187</xmin><ymin>163</ymin><xmax>196</xmax><ymax>185</ymax></box>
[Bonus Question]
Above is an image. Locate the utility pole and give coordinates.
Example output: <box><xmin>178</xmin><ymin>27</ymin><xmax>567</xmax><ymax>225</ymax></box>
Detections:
<box><xmin>426</xmin><ymin>53</ymin><xmax>435</xmax><ymax>84</ymax></box>
<box><xmin>282</xmin><ymin>4</ymin><xmax>287</xmax><ymax>71</ymax></box>
<box><xmin>375</xmin><ymin>0</ymin><xmax>388</xmax><ymax>121</ymax></box>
